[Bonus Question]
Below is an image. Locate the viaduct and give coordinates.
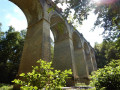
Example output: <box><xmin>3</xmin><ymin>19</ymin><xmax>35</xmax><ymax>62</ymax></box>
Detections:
<box><xmin>10</xmin><ymin>0</ymin><xmax>97</xmax><ymax>86</ymax></box>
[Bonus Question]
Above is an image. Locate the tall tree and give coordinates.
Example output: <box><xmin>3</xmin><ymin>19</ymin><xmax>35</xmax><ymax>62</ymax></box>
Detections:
<box><xmin>0</xmin><ymin>23</ymin><xmax>4</xmax><ymax>41</ymax></box>
<box><xmin>0</xmin><ymin>26</ymin><xmax>26</xmax><ymax>84</ymax></box>
<box><xmin>53</xmin><ymin>0</ymin><xmax>120</xmax><ymax>39</ymax></box>
<box><xmin>94</xmin><ymin>38</ymin><xmax>120</xmax><ymax>68</ymax></box>
<box><xmin>54</xmin><ymin>0</ymin><xmax>92</xmax><ymax>24</ymax></box>
<box><xmin>93</xmin><ymin>0</ymin><xmax>120</xmax><ymax>40</ymax></box>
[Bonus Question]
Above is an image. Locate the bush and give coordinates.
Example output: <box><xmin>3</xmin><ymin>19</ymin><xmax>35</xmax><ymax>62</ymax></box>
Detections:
<box><xmin>0</xmin><ymin>83</ymin><xmax>13</xmax><ymax>90</ymax></box>
<box><xmin>90</xmin><ymin>60</ymin><xmax>120</xmax><ymax>90</ymax></box>
<box><xmin>12</xmin><ymin>59</ymin><xmax>72</xmax><ymax>90</ymax></box>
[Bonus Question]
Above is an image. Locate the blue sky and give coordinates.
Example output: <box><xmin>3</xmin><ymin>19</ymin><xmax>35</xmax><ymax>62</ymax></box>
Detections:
<box><xmin>0</xmin><ymin>0</ymin><xmax>27</xmax><ymax>31</ymax></box>
<box><xmin>0</xmin><ymin>0</ymin><xmax>103</xmax><ymax>47</ymax></box>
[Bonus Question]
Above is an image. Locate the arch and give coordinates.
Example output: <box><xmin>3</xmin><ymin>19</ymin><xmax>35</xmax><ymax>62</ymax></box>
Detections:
<box><xmin>9</xmin><ymin>0</ymin><xmax>50</xmax><ymax>75</ymax></box>
<box><xmin>8</xmin><ymin>0</ymin><xmax>97</xmax><ymax>86</ymax></box>
<box><xmin>9</xmin><ymin>0</ymin><xmax>43</xmax><ymax>25</ymax></box>
<box><xmin>50</xmin><ymin>13</ymin><xmax>69</xmax><ymax>42</ymax></box>
<box><xmin>72</xmin><ymin>31</ymin><xmax>89</xmax><ymax>83</ymax></box>
<box><xmin>50</xmin><ymin>13</ymin><xmax>75</xmax><ymax>73</ymax></box>
<box><xmin>90</xmin><ymin>49</ymin><xmax>97</xmax><ymax>70</ymax></box>
<box><xmin>84</xmin><ymin>42</ymin><xmax>94</xmax><ymax>74</ymax></box>
<box><xmin>72</xmin><ymin>31</ymin><xmax>82</xmax><ymax>50</ymax></box>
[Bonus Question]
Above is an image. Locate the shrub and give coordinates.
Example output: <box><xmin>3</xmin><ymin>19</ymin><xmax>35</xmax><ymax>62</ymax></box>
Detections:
<box><xmin>90</xmin><ymin>60</ymin><xmax>120</xmax><ymax>90</ymax></box>
<box><xmin>12</xmin><ymin>59</ymin><xmax>72</xmax><ymax>90</ymax></box>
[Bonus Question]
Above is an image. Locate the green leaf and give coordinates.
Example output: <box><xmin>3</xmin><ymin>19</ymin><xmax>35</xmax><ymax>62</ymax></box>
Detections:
<box><xmin>20</xmin><ymin>73</ymin><xmax>25</xmax><ymax>77</ymax></box>
<box><xmin>47</xmin><ymin>7</ymin><xmax>53</xmax><ymax>13</ymax></box>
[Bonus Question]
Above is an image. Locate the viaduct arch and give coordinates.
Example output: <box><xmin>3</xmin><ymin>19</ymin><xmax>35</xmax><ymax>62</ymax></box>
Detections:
<box><xmin>9</xmin><ymin>0</ymin><xmax>97</xmax><ymax>86</ymax></box>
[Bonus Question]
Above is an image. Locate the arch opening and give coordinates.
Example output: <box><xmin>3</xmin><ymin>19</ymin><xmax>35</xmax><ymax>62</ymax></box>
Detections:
<box><xmin>84</xmin><ymin>42</ymin><xmax>93</xmax><ymax>74</ymax></box>
<box><xmin>90</xmin><ymin>49</ymin><xmax>97</xmax><ymax>70</ymax></box>
<box><xmin>10</xmin><ymin>0</ymin><xmax>43</xmax><ymax>25</ymax></box>
<box><xmin>50</xmin><ymin>13</ymin><xmax>74</xmax><ymax>72</ymax></box>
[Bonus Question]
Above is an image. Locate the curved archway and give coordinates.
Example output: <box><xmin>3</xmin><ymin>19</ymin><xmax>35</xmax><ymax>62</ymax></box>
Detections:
<box><xmin>72</xmin><ymin>31</ymin><xmax>89</xmax><ymax>83</ymax></box>
<box><xmin>50</xmin><ymin>13</ymin><xmax>75</xmax><ymax>72</ymax></box>
<box><xmin>6</xmin><ymin>0</ymin><xmax>76</xmax><ymax>87</ymax></box>
<box><xmin>10</xmin><ymin>0</ymin><xmax>43</xmax><ymax>25</ymax></box>
<box><xmin>9</xmin><ymin>0</ymin><xmax>51</xmax><ymax>75</ymax></box>
<box><xmin>90</xmin><ymin>49</ymin><xmax>97</xmax><ymax>70</ymax></box>
<box><xmin>84</xmin><ymin>42</ymin><xmax>94</xmax><ymax>74</ymax></box>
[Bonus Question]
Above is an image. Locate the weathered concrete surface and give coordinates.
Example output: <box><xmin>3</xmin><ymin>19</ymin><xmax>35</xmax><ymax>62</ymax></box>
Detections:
<box><xmin>72</xmin><ymin>31</ymin><xmax>89</xmax><ymax>84</ymax></box>
<box><xmin>18</xmin><ymin>19</ymin><xmax>51</xmax><ymax>74</ymax></box>
<box><xmin>10</xmin><ymin>0</ymin><xmax>97</xmax><ymax>87</ymax></box>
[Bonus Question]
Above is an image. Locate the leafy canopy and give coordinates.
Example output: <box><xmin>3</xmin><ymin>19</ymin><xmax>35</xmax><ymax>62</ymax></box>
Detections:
<box><xmin>53</xmin><ymin>0</ymin><xmax>120</xmax><ymax>40</ymax></box>
<box><xmin>90</xmin><ymin>59</ymin><xmax>120</xmax><ymax>90</ymax></box>
<box><xmin>12</xmin><ymin>59</ymin><xmax>72</xmax><ymax>90</ymax></box>
<box><xmin>0</xmin><ymin>25</ymin><xmax>26</xmax><ymax>83</ymax></box>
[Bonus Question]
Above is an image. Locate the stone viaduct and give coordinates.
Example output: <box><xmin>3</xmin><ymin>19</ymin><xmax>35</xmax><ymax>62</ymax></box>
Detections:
<box><xmin>10</xmin><ymin>0</ymin><xmax>97</xmax><ymax>85</ymax></box>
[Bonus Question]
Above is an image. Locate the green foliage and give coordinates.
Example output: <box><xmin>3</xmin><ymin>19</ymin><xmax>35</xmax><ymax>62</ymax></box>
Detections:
<box><xmin>90</xmin><ymin>60</ymin><xmax>120</xmax><ymax>90</ymax></box>
<box><xmin>93</xmin><ymin>0</ymin><xmax>120</xmax><ymax>40</ymax></box>
<box><xmin>51</xmin><ymin>45</ymin><xmax>54</xmax><ymax>61</ymax></box>
<box><xmin>53</xmin><ymin>0</ymin><xmax>120</xmax><ymax>40</ymax></box>
<box><xmin>53</xmin><ymin>0</ymin><xmax>92</xmax><ymax>25</ymax></box>
<box><xmin>12</xmin><ymin>59</ymin><xmax>72</xmax><ymax>89</ymax></box>
<box><xmin>0</xmin><ymin>83</ymin><xmax>13</xmax><ymax>90</ymax></box>
<box><xmin>94</xmin><ymin>39</ymin><xmax>120</xmax><ymax>68</ymax></box>
<box><xmin>0</xmin><ymin>25</ymin><xmax>26</xmax><ymax>83</ymax></box>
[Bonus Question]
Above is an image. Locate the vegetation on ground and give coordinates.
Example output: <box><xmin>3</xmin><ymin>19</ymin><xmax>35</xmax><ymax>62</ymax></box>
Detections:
<box><xmin>12</xmin><ymin>59</ymin><xmax>72</xmax><ymax>90</ymax></box>
<box><xmin>94</xmin><ymin>38</ymin><xmax>120</xmax><ymax>68</ymax></box>
<box><xmin>0</xmin><ymin>83</ymin><xmax>13</xmax><ymax>90</ymax></box>
<box><xmin>90</xmin><ymin>60</ymin><xmax>120</xmax><ymax>90</ymax></box>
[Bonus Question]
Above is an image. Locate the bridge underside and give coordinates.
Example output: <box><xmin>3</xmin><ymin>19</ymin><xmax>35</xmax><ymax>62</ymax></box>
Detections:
<box><xmin>10</xmin><ymin>0</ymin><xmax>97</xmax><ymax>86</ymax></box>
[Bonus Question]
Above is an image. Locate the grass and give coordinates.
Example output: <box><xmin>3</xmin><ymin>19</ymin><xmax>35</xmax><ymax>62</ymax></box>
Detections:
<box><xmin>75</xmin><ymin>83</ymin><xmax>96</xmax><ymax>90</ymax></box>
<box><xmin>75</xmin><ymin>83</ymin><xmax>90</xmax><ymax>87</ymax></box>
<box><xmin>0</xmin><ymin>84</ymin><xmax>13</xmax><ymax>90</ymax></box>
<box><xmin>0</xmin><ymin>83</ymin><xmax>96</xmax><ymax>90</ymax></box>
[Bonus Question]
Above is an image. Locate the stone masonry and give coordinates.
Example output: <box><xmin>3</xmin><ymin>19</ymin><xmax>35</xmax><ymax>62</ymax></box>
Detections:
<box><xmin>10</xmin><ymin>0</ymin><xmax>97</xmax><ymax>86</ymax></box>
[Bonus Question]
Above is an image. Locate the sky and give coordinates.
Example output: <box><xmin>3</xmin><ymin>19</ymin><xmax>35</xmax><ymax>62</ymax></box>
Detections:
<box><xmin>0</xmin><ymin>0</ymin><xmax>103</xmax><ymax>47</ymax></box>
<box><xmin>0</xmin><ymin>0</ymin><xmax>27</xmax><ymax>31</ymax></box>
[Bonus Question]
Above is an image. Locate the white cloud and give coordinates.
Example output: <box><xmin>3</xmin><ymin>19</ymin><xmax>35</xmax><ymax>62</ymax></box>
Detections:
<box><xmin>14</xmin><ymin>7</ymin><xmax>25</xmax><ymax>17</ymax></box>
<box><xmin>78</xmin><ymin>12</ymin><xmax>104</xmax><ymax>47</ymax></box>
<box><xmin>5</xmin><ymin>5</ymin><xmax>27</xmax><ymax>32</ymax></box>
<box><xmin>5</xmin><ymin>13</ymin><xmax>27</xmax><ymax>31</ymax></box>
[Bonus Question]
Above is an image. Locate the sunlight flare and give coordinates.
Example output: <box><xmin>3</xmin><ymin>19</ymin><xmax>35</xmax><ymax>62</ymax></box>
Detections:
<box><xmin>92</xmin><ymin>0</ymin><xmax>101</xmax><ymax>3</ymax></box>
<box><xmin>92</xmin><ymin>0</ymin><xmax>117</xmax><ymax>5</ymax></box>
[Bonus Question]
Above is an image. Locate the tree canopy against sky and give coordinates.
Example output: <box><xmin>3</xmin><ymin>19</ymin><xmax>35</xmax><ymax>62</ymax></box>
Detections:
<box><xmin>0</xmin><ymin>25</ymin><xmax>26</xmax><ymax>83</ymax></box>
<box><xmin>93</xmin><ymin>0</ymin><xmax>120</xmax><ymax>40</ymax></box>
<box><xmin>54</xmin><ymin>0</ymin><xmax>120</xmax><ymax>40</ymax></box>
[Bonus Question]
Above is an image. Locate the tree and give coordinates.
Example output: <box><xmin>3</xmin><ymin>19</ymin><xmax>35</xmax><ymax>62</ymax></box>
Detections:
<box><xmin>0</xmin><ymin>23</ymin><xmax>4</xmax><ymax>41</ymax></box>
<box><xmin>0</xmin><ymin>26</ymin><xmax>26</xmax><ymax>84</ymax></box>
<box><xmin>53</xmin><ymin>0</ymin><xmax>120</xmax><ymax>40</ymax></box>
<box><xmin>53</xmin><ymin>0</ymin><xmax>92</xmax><ymax>24</ymax></box>
<box><xmin>94</xmin><ymin>39</ymin><xmax>120</xmax><ymax>68</ymax></box>
<box><xmin>94</xmin><ymin>41</ymin><xmax>107</xmax><ymax>68</ymax></box>
<box><xmin>90</xmin><ymin>60</ymin><xmax>120</xmax><ymax>90</ymax></box>
<box><xmin>93</xmin><ymin>0</ymin><xmax>120</xmax><ymax>39</ymax></box>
